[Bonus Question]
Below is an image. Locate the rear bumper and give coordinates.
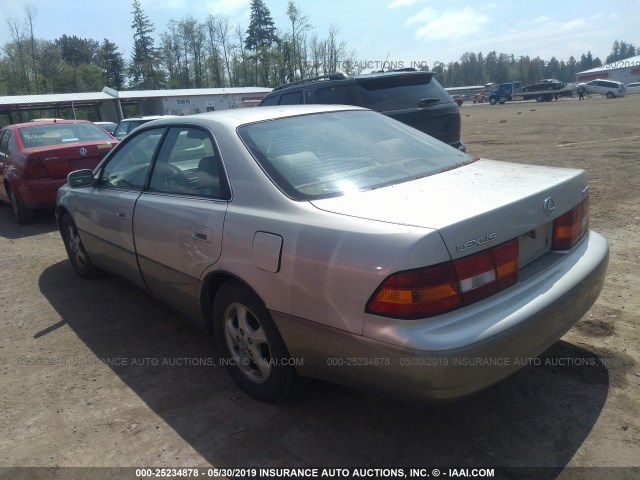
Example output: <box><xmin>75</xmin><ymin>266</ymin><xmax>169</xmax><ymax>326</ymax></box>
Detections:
<box><xmin>273</xmin><ymin>231</ymin><xmax>609</xmax><ymax>401</ymax></box>
<box><xmin>13</xmin><ymin>178</ymin><xmax>66</xmax><ymax>208</ymax></box>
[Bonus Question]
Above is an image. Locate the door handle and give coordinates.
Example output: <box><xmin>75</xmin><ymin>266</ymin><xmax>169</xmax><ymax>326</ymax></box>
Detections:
<box><xmin>192</xmin><ymin>225</ymin><xmax>212</xmax><ymax>242</ymax></box>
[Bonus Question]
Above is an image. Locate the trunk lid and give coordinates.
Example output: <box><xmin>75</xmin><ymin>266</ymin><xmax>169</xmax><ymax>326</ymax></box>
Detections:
<box><xmin>29</xmin><ymin>141</ymin><xmax>115</xmax><ymax>179</ymax></box>
<box><xmin>310</xmin><ymin>159</ymin><xmax>588</xmax><ymax>260</ymax></box>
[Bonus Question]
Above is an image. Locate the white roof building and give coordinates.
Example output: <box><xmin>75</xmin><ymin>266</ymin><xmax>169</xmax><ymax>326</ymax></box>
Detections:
<box><xmin>0</xmin><ymin>86</ymin><xmax>272</xmax><ymax>125</ymax></box>
<box><xmin>576</xmin><ymin>55</ymin><xmax>640</xmax><ymax>84</ymax></box>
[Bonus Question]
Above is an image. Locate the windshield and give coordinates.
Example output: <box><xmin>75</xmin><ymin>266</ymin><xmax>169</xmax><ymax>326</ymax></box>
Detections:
<box><xmin>237</xmin><ymin>110</ymin><xmax>472</xmax><ymax>200</ymax></box>
<box><xmin>19</xmin><ymin>123</ymin><xmax>113</xmax><ymax>148</ymax></box>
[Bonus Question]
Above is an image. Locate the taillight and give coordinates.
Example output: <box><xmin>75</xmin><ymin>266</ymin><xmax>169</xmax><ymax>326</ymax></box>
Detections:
<box><xmin>366</xmin><ymin>263</ymin><xmax>462</xmax><ymax>318</ymax></box>
<box><xmin>552</xmin><ymin>197</ymin><xmax>589</xmax><ymax>249</ymax></box>
<box><xmin>366</xmin><ymin>239</ymin><xmax>519</xmax><ymax>319</ymax></box>
<box><xmin>97</xmin><ymin>143</ymin><xmax>114</xmax><ymax>153</ymax></box>
<box><xmin>26</xmin><ymin>157</ymin><xmax>48</xmax><ymax>178</ymax></box>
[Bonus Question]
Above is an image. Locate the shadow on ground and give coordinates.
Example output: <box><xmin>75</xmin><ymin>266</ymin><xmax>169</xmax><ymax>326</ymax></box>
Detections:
<box><xmin>0</xmin><ymin>205</ymin><xmax>57</xmax><ymax>240</ymax></box>
<box><xmin>38</xmin><ymin>260</ymin><xmax>611</xmax><ymax>477</ymax></box>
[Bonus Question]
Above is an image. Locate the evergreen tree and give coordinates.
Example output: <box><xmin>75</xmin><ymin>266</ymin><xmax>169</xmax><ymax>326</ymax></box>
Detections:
<box><xmin>130</xmin><ymin>0</ymin><xmax>158</xmax><ymax>89</ymax></box>
<box><xmin>97</xmin><ymin>39</ymin><xmax>125</xmax><ymax>89</ymax></box>
<box><xmin>245</xmin><ymin>0</ymin><xmax>278</xmax><ymax>50</ymax></box>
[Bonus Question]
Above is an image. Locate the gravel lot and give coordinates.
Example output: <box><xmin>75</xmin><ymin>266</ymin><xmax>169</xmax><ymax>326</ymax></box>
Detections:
<box><xmin>1</xmin><ymin>94</ymin><xmax>638</xmax><ymax>479</ymax></box>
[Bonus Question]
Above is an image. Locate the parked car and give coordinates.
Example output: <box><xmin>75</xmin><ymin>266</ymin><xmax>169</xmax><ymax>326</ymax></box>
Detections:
<box><xmin>258</xmin><ymin>69</ymin><xmax>465</xmax><ymax>151</ymax></box>
<box><xmin>0</xmin><ymin>120</ymin><xmax>118</xmax><ymax>223</ymax></box>
<box><xmin>113</xmin><ymin>116</ymin><xmax>166</xmax><ymax>140</ymax></box>
<box><xmin>94</xmin><ymin>121</ymin><xmax>117</xmax><ymax>134</ymax></box>
<box><xmin>624</xmin><ymin>81</ymin><xmax>640</xmax><ymax>94</ymax></box>
<box><xmin>451</xmin><ymin>94</ymin><xmax>464</xmax><ymax>106</ymax></box>
<box><xmin>57</xmin><ymin>105</ymin><xmax>608</xmax><ymax>403</ymax></box>
<box><xmin>522</xmin><ymin>79</ymin><xmax>565</xmax><ymax>92</ymax></box>
<box><xmin>577</xmin><ymin>79</ymin><xmax>626</xmax><ymax>98</ymax></box>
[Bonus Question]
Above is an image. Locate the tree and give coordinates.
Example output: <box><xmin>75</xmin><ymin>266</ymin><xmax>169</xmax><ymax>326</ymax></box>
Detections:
<box><xmin>97</xmin><ymin>39</ymin><xmax>125</xmax><ymax>89</ymax></box>
<box><xmin>6</xmin><ymin>17</ymin><xmax>31</xmax><ymax>93</ymax></box>
<box><xmin>130</xmin><ymin>0</ymin><xmax>158</xmax><ymax>89</ymax></box>
<box><xmin>245</xmin><ymin>0</ymin><xmax>278</xmax><ymax>50</ymax></box>
<box><xmin>25</xmin><ymin>6</ymin><xmax>39</xmax><ymax>93</ymax></box>
<box><xmin>606</xmin><ymin>39</ymin><xmax>636</xmax><ymax>64</ymax></box>
<box><xmin>55</xmin><ymin>35</ymin><xmax>99</xmax><ymax>91</ymax></box>
<box><xmin>208</xmin><ymin>15</ymin><xmax>234</xmax><ymax>87</ymax></box>
<box><xmin>286</xmin><ymin>1</ymin><xmax>311</xmax><ymax>80</ymax></box>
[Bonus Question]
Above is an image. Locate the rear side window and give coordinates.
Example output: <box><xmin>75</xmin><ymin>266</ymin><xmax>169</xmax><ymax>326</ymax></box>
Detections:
<box><xmin>0</xmin><ymin>130</ymin><xmax>11</xmax><ymax>160</ymax></box>
<box><xmin>259</xmin><ymin>95</ymin><xmax>279</xmax><ymax>106</ymax></box>
<box><xmin>357</xmin><ymin>74</ymin><xmax>451</xmax><ymax>110</ymax></box>
<box><xmin>314</xmin><ymin>85</ymin><xmax>364</xmax><ymax>107</ymax></box>
<box><xmin>280</xmin><ymin>92</ymin><xmax>304</xmax><ymax>105</ymax></box>
<box><xmin>149</xmin><ymin>127</ymin><xmax>228</xmax><ymax>199</ymax></box>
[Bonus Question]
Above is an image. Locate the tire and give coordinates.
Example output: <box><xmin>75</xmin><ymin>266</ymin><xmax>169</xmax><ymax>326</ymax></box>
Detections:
<box><xmin>606</xmin><ymin>92</ymin><xmax>614</xmax><ymax>99</ymax></box>
<box><xmin>8</xmin><ymin>187</ymin><xmax>34</xmax><ymax>224</ymax></box>
<box><xmin>489</xmin><ymin>97</ymin><xmax>497</xmax><ymax>105</ymax></box>
<box><xmin>60</xmin><ymin>214</ymin><xmax>100</xmax><ymax>279</ymax></box>
<box><xmin>213</xmin><ymin>281</ymin><xmax>303</xmax><ymax>402</ymax></box>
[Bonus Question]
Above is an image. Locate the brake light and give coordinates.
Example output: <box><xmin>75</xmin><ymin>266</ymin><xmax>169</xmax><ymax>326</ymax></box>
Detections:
<box><xmin>552</xmin><ymin>197</ymin><xmax>589</xmax><ymax>249</ymax></box>
<box><xmin>366</xmin><ymin>239</ymin><xmax>519</xmax><ymax>319</ymax></box>
<box><xmin>26</xmin><ymin>158</ymin><xmax>48</xmax><ymax>178</ymax></box>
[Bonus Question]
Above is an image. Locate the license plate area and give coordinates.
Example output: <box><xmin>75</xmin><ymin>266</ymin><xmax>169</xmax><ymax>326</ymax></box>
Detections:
<box><xmin>519</xmin><ymin>222</ymin><xmax>552</xmax><ymax>267</ymax></box>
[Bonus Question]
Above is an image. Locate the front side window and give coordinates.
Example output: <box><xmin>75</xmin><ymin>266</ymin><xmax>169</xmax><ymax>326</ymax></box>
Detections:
<box><xmin>148</xmin><ymin>127</ymin><xmax>228</xmax><ymax>199</ymax></box>
<box><xmin>98</xmin><ymin>128</ymin><xmax>165</xmax><ymax>190</ymax></box>
<box><xmin>238</xmin><ymin>110</ymin><xmax>471</xmax><ymax>201</ymax></box>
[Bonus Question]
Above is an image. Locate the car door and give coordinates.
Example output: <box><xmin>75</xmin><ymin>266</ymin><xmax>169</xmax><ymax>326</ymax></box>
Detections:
<box><xmin>73</xmin><ymin>127</ymin><xmax>165</xmax><ymax>287</ymax></box>
<box><xmin>132</xmin><ymin>126</ymin><xmax>229</xmax><ymax>319</ymax></box>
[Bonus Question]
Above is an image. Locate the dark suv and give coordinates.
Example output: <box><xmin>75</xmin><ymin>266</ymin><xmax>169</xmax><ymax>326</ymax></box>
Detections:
<box><xmin>258</xmin><ymin>69</ymin><xmax>464</xmax><ymax>151</ymax></box>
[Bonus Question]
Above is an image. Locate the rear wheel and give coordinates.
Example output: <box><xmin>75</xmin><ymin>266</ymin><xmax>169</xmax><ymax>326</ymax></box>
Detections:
<box><xmin>61</xmin><ymin>214</ymin><xmax>100</xmax><ymax>278</ymax></box>
<box><xmin>8</xmin><ymin>187</ymin><xmax>34</xmax><ymax>224</ymax></box>
<box><xmin>213</xmin><ymin>281</ymin><xmax>303</xmax><ymax>402</ymax></box>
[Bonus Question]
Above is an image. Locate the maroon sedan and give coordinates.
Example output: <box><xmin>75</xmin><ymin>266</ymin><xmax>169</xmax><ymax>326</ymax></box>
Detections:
<box><xmin>0</xmin><ymin>120</ymin><xmax>118</xmax><ymax>223</ymax></box>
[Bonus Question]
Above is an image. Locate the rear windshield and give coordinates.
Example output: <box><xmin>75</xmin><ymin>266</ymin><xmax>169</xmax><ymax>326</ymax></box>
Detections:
<box><xmin>238</xmin><ymin>110</ymin><xmax>471</xmax><ymax>201</ymax></box>
<box><xmin>19</xmin><ymin>123</ymin><xmax>112</xmax><ymax>148</ymax></box>
<box><xmin>356</xmin><ymin>74</ymin><xmax>451</xmax><ymax>110</ymax></box>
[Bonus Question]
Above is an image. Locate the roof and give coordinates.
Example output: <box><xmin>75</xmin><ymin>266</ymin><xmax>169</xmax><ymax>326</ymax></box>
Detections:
<box><xmin>144</xmin><ymin>104</ymin><xmax>364</xmax><ymax>129</ymax></box>
<box><xmin>0</xmin><ymin>87</ymin><xmax>273</xmax><ymax>107</ymax></box>
<box><xmin>576</xmin><ymin>55</ymin><xmax>640</xmax><ymax>74</ymax></box>
<box><xmin>0</xmin><ymin>92</ymin><xmax>114</xmax><ymax>106</ymax></box>
<box><xmin>117</xmin><ymin>87</ymin><xmax>272</xmax><ymax>100</ymax></box>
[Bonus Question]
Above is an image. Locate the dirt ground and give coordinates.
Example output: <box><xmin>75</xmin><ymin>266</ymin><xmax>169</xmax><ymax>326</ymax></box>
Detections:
<box><xmin>0</xmin><ymin>94</ymin><xmax>639</xmax><ymax>479</ymax></box>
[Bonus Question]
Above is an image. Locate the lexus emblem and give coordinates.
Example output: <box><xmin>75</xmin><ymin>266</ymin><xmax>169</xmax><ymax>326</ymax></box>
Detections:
<box><xmin>543</xmin><ymin>197</ymin><xmax>555</xmax><ymax>216</ymax></box>
<box><xmin>79</xmin><ymin>147</ymin><xmax>88</xmax><ymax>156</ymax></box>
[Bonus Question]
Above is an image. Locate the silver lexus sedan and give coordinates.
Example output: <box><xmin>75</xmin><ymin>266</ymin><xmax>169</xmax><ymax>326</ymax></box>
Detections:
<box><xmin>56</xmin><ymin>105</ymin><xmax>609</xmax><ymax>402</ymax></box>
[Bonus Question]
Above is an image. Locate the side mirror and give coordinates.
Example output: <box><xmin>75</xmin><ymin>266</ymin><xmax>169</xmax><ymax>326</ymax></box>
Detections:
<box><xmin>67</xmin><ymin>169</ymin><xmax>96</xmax><ymax>188</ymax></box>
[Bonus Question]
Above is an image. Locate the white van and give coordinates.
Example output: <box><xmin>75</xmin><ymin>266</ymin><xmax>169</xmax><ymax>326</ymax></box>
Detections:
<box><xmin>578</xmin><ymin>79</ymin><xmax>626</xmax><ymax>98</ymax></box>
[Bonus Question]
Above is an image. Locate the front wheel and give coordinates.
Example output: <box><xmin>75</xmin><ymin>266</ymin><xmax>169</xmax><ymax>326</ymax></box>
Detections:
<box><xmin>489</xmin><ymin>97</ymin><xmax>497</xmax><ymax>105</ymax></box>
<box><xmin>213</xmin><ymin>281</ymin><xmax>303</xmax><ymax>402</ymax></box>
<box><xmin>606</xmin><ymin>92</ymin><xmax>614</xmax><ymax>99</ymax></box>
<box><xmin>60</xmin><ymin>214</ymin><xmax>100</xmax><ymax>278</ymax></box>
<box><xmin>8</xmin><ymin>187</ymin><xmax>34</xmax><ymax>224</ymax></box>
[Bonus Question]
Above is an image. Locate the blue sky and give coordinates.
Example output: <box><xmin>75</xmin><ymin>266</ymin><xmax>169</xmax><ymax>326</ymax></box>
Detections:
<box><xmin>1</xmin><ymin>0</ymin><xmax>639</xmax><ymax>70</ymax></box>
